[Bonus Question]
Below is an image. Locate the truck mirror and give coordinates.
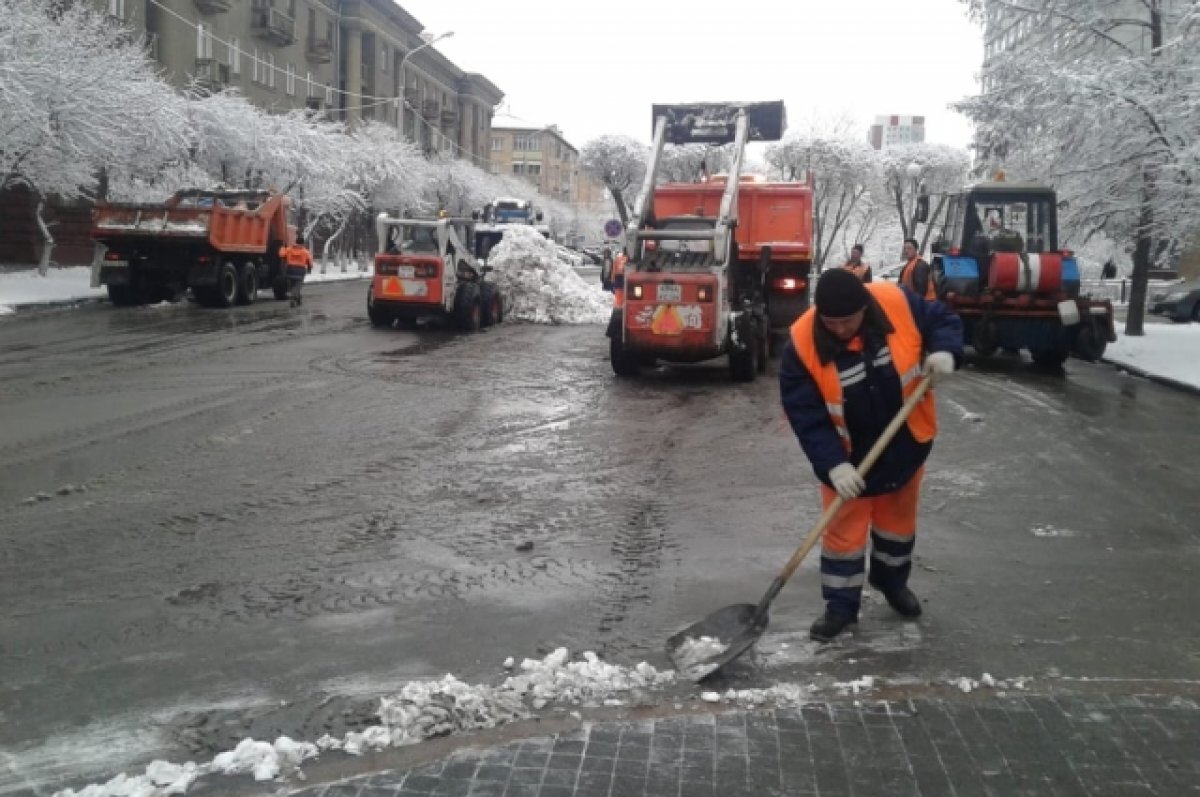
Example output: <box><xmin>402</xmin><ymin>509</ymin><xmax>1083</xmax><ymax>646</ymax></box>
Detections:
<box><xmin>915</xmin><ymin>195</ymin><xmax>930</xmax><ymax>224</ymax></box>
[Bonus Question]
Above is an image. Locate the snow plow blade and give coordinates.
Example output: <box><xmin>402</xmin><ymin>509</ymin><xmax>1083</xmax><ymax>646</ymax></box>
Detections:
<box><xmin>650</xmin><ymin>101</ymin><xmax>786</xmax><ymax>145</ymax></box>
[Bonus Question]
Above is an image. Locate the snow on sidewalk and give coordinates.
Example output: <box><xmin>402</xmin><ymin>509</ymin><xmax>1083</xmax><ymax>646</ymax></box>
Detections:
<box><xmin>0</xmin><ymin>267</ymin><xmax>107</xmax><ymax>314</ymax></box>
<box><xmin>1106</xmin><ymin>323</ymin><xmax>1200</xmax><ymax>391</ymax></box>
<box><xmin>0</xmin><ymin>265</ymin><xmax>369</xmax><ymax>314</ymax></box>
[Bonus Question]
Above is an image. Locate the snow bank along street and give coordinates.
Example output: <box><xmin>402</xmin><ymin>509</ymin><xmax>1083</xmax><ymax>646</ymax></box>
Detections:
<box><xmin>2</xmin><ymin>281</ymin><xmax>1199</xmax><ymax>796</ymax></box>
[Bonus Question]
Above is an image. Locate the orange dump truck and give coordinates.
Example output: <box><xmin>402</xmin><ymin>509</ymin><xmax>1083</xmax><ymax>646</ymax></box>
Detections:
<box><xmin>650</xmin><ymin>176</ymin><xmax>814</xmax><ymax>341</ymax></box>
<box><xmin>608</xmin><ymin>100</ymin><xmax>798</xmax><ymax>381</ymax></box>
<box><xmin>91</xmin><ymin>189</ymin><xmax>294</xmax><ymax>307</ymax></box>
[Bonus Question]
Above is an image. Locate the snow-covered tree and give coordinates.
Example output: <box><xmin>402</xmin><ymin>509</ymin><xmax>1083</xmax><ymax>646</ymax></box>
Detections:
<box><xmin>659</xmin><ymin>145</ymin><xmax>734</xmax><ymax>183</ymax></box>
<box><xmin>0</xmin><ymin>0</ymin><xmax>189</xmax><ymax>271</ymax></box>
<box><xmin>579</xmin><ymin>135</ymin><xmax>647</xmax><ymax>225</ymax></box>
<box><xmin>765</xmin><ymin>135</ymin><xmax>882</xmax><ymax>270</ymax></box>
<box><xmin>878</xmin><ymin>143</ymin><xmax>971</xmax><ymax>249</ymax></box>
<box><xmin>955</xmin><ymin>0</ymin><xmax>1200</xmax><ymax>335</ymax></box>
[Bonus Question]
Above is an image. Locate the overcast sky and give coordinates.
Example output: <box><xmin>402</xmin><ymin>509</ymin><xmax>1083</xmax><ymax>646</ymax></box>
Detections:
<box><xmin>397</xmin><ymin>0</ymin><xmax>984</xmax><ymax>150</ymax></box>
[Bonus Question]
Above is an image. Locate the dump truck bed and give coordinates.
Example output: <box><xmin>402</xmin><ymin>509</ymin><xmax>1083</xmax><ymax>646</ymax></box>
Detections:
<box><xmin>91</xmin><ymin>191</ymin><xmax>289</xmax><ymax>255</ymax></box>
<box><xmin>652</xmin><ymin>181</ymin><xmax>813</xmax><ymax>261</ymax></box>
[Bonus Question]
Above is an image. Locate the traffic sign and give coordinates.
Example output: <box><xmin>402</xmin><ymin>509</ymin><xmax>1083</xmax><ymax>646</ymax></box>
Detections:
<box><xmin>604</xmin><ymin>219</ymin><xmax>622</xmax><ymax>238</ymax></box>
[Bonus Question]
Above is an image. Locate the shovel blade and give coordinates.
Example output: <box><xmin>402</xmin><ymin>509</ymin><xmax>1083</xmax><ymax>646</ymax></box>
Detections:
<box><xmin>666</xmin><ymin>603</ymin><xmax>769</xmax><ymax>682</ymax></box>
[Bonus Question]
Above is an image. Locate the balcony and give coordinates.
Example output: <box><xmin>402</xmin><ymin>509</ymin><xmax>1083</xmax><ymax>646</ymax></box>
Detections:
<box><xmin>306</xmin><ymin>37</ymin><xmax>332</xmax><ymax>63</ymax></box>
<box><xmin>439</xmin><ymin>109</ymin><xmax>458</xmax><ymax>128</ymax></box>
<box><xmin>193</xmin><ymin>0</ymin><xmax>232</xmax><ymax>13</ymax></box>
<box><xmin>193</xmin><ymin>58</ymin><xmax>229</xmax><ymax>93</ymax></box>
<box><xmin>421</xmin><ymin>100</ymin><xmax>440</xmax><ymax>119</ymax></box>
<box><xmin>251</xmin><ymin>7</ymin><xmax>295</xmax><ymax>46</ymax></box>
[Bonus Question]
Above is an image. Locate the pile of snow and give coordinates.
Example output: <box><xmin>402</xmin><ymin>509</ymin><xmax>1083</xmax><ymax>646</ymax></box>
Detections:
<box><xmin>486</xmin><ymin>226</ymin><xmax>610</xmax><ymax>325</ymax></box>
<box><xmin>1106</xmin><ymin>323</ymin><xmax>1200</xmax><ymax>390</ymax></box>
<box><xmin>0</xmin><ymin>267</ymin><xmax>106</xmax><ymax>313</ymax></box>
<box><xmin>698</xmin><ymin>684</ymin><xmax>807</xmax><ymax>707</ymax></box>
<box><xmin>53</xmin><ymin>648</ymin><xmax>672</xmax><ymax>797</ymax></box>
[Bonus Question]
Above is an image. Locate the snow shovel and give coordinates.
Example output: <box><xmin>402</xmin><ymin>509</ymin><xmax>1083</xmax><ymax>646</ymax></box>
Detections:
<box><xmin>666</xmin><ymin>376</ymin><xmax>934</xmax><ymax>682</ymax></box>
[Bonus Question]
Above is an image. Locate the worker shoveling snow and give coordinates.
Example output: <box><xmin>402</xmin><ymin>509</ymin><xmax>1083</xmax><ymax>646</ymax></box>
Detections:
<box><xmin>485</xmin><ymin>226</ymin><xmax>610</xmax><ymax>325</ymax></box>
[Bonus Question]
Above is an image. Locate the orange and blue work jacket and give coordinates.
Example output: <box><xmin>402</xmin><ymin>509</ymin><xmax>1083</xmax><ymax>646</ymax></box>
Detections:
<box><xmin>779</xmin><ymin>281</ymin><xmax>962</xmax><ymax>496</ymax></box>
<box><xmin>900</xmin><ymin>257</ymin><xmax>936</xmax><ymax>300</ymax></box>
<box><xmin>279</xmin><ymin>244</ymin><xmax>313</xmax><ymax>277</ymax></box>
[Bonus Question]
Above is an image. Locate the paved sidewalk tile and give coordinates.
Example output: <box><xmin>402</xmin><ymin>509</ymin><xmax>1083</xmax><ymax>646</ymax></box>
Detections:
<box><xmin>288</xmin><ymin>696</ymin><xmax>1200</xmax><ymax>797</ymax></box>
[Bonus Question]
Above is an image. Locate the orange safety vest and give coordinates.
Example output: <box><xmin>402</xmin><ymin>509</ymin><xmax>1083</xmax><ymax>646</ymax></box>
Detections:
<box><xmin>612</xmin><ymin>253</ymin><xmax>627</xmax><ymax>310</ymax></box>
<box><xmin>280</xmin><ymin>245</ymin><xmax>313</xmax><ymax>270</ymax></box>
<box><xmin>900</xmin><ymin>257</ymin><xmax>936</xmax><ymax>300</ymax></box>
<box><xmin>843</xmin><ymin>261</ymin><xmax>869</xmax><ymax>281</ymax></box>
<box><xmin>789</xmin><ymin>281</ymin><xmax>937</xmax><ymax>449</ymax></box>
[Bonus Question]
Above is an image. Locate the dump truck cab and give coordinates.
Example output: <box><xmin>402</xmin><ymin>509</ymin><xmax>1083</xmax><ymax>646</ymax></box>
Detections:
<box><xmin>608</xmin><ymin>101</ymin><xmax>788</xmax><ymax>381</ymax></box>
<box><xmin>925</xmin><ymin>180</ymin><xmax>1116</xmax><ymax>365</ymax></box>
<box><xmin>368</xmin><ymin>214</ymin><xmax>503</xmax><ymax>332</ymax></box>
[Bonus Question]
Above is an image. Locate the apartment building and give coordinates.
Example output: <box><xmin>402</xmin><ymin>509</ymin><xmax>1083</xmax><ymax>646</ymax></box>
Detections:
<box><xmin>94</xmin><ymin>0</ymin><xmax>503</xmax><ymax>166</ymax></box>
<box><xmin>867</xmin><ymin>115</ymin><xmax>926</xmax><ymax>151</ymax></box>
<box><xmin>488</xmin><ymin>124</ymin><xmax>607</xmax><ymax>212</ymax></box>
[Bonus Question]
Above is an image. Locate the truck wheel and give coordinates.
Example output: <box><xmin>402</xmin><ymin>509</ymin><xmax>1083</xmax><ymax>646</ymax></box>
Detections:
<box><xmin>453</xmin><ymin>282</ymin><xmax>482</xmax><ymax>332</ymax></box>
<box><xmin>756</xmin><ymin>316</ymin><xmax>769</xmax><ymax>374</ymax></box>
<box><xmin>480</xmin><ymin>282</ymin><xmax>503</xmax><ymax>327</ymax></box>
<box><xmin>1072</xmin><ymin>318</ymin><xmax>1107</xmax><ymax>361</ymax></box>
<box><xmin>272</xmin><ymin>274</ymin><xmax>289</xmax><ymax>301</ymax></box>
<box><xmin>972</xmin><ymin>318</ymin><xmax>998</xmax><ymax>357</ymax></box>
<box><xmin>237</xmin><ymin>262</ymin><xmax>258</xmax><ymax>305</ymax></box>
<box><xmin>214</xmin><ymin>262</ymin><xmax>239</xmax><ymax>308</ymax></box>
<box><xmin>106</xmin><ymin>284</ymin><xmax>145</xmax><ymax>307</ymax></box>
<box><xmin>610</xmin><ymin>338</ymin><xmax>640</xmax><ymax>377</ymax></box>
<box><xmin>729</xmin><ymin>344</ymin><xmax>758</xmax><ymax>382</ymax></box>
<box><xmin>367</xmin><ymin>285</ymin><xmax>392</xmax><ymax>328</ymax></box>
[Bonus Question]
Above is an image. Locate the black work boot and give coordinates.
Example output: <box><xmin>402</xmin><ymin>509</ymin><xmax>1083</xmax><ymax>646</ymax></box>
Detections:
<box><xmin>809</xmin><ymin>610</ymin><xmax>857</xmax><ymax>642</ymax></box>
<box><xmin>880</xmin><ymin>586</ymin><xmax>922</xmax><ymax>618</ymax></box>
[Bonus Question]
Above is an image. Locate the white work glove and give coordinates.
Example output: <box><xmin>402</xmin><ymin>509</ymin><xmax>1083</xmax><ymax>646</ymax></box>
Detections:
<box><xmin>828</xmin><ymin>463</ymin><xmax>865</xmax><ymax>500</ymax></box>
<box><xmin>922</xmin><ymin>351</ymin><xmax>956</xmax><ymax>382</ymax></box>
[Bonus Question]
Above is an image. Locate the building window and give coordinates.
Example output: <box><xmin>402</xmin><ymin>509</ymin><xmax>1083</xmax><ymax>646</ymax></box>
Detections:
<box><xmin>107</xmin><ymin>0</ymin><xmax>125</xmax><ymax>19</ymax></box>
<box><xmin>252</xmin><ymin>48</ymin><xmax>261</xmax><ymax>83</ymax></box>
<box><xmin>491</xmin><ymin>136</ymin><xmax>504</xmax><ymax>151</ymax></box>
<box><xmin>267</xmin><ymin>53</ymin><xmax>276</xmax><ymax>89</ymax></box>
<box><xmin>381</xmin><ymin>46</ymin><xmax>388</xmax><ymax>73</ymax></box>
<box><xmin>228</xmin><ymin>36</ymin><xmax>241</xmax><ymax>74</ymax></box>
<box><xmin>306</xmin><ymin>71</ymin><xmax>317</xmax><ymax>97</ymax></box>
<box><xmin>286</xmin><ymin>63</ymin><xmax>296</xmax><ymax>95</ymax></box>
<box><xmin>197</xmin><ymin>23</ymin><xmax>213</xmax><ymax>59</ymax></box>
<box><xmin>325</xmin><ymin>84</ymin><xmax>334</xmax><ymax>105</ymax></box>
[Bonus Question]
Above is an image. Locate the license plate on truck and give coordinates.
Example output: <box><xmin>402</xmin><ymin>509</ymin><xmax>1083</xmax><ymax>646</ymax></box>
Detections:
<box><xmin>656</xmin><ymin>283</ymin><xmax>681</xmax><ymax>302</ymax></box>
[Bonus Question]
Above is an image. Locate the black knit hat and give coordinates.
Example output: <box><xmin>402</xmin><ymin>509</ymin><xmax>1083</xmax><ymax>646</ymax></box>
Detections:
<box><xmin>816</xmin><ymin>268</ymin><xmax>869</xmax><ymax>317</ymax></box>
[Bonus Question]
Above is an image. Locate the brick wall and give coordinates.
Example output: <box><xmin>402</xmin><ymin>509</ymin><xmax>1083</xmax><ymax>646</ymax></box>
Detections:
<box><xmin>0</xmin><ymin>188</ymin><xmax>95</xmax><ymax>266</ymax></box>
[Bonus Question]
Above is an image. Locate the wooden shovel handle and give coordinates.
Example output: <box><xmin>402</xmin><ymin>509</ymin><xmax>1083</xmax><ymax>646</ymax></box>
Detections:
<box><xmin>775</xmin><ymin>377</ymin><xmax>934</xmax><ymax>587</ymax></box>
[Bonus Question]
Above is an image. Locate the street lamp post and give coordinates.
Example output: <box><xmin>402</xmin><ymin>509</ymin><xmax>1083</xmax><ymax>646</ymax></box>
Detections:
<box><xmin>398</xmin><ymin>31</ymin><xmax>453</xmax><ymax>145</ymax></box>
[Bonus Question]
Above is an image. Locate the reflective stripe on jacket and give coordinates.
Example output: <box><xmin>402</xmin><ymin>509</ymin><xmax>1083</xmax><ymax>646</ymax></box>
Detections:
<box><xmin>789</xmin><ymin>281</ymin><xmax>937</xmax><ymax>450</ymax></box>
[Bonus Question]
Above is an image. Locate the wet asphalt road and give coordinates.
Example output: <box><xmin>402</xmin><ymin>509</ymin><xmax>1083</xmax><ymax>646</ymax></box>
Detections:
<box><xmin>1</xmin><ymin>282</ymin><xmax>1199</xmax><ymax>794</ymax></box>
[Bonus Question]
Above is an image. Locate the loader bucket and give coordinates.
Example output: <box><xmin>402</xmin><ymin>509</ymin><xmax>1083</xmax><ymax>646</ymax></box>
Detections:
<box><xmin>650</xmin><ymin>101</ymin><xmax>786</xmax><ymax>145</ymax></box>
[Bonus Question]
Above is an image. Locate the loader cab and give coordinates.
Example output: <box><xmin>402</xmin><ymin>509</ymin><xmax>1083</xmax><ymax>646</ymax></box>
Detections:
<box><xmin>934</xmin><ymin>183</ymin><xmax>1059</xmax><ymax>257</ymax></box>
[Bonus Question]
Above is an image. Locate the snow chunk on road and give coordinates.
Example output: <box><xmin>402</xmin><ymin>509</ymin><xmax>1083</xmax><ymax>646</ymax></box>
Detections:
<box><xmin>211</xmin><ymin>737</ymin><xmax>317</xmax><ymax>781</ymax></box>
<box><xmin>486</xmin><ymin>226</ymin><xmax>610</xmax><ymax>325</ymax></box>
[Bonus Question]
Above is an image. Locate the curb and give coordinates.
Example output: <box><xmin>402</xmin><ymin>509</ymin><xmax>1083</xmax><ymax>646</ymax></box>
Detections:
<box><xmin>2</xmin><ymin>275</ymin><xmax>369</xmax><ymax>315</ymax></box>
<box><xmin>1103</xmin><ymin>357</ymin><xmax>1200</xmax><ymax>397</ymax></box>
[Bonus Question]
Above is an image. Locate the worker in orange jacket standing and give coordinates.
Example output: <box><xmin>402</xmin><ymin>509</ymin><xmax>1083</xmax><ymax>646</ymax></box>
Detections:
<box><xmin>779</xmin><ymin>270</ymin><xmax>963</xmax><ymax>641</ymax></box>
<box><xmin>279</xmin><ymin>236</ymin><xmax>314</xmax><ymax>307</ymax></box>
<box><xmin>842</xmin><ymin>244</ymin><xmax>873</xmax><ymax>282</ymax></box>
<box><xmin>899</xmin><ymin>238</ymin><xmax>936</xmax><ymax>299</ymax></box>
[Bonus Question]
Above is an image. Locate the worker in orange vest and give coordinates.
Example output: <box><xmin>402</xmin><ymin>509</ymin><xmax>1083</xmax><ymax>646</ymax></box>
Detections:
<box><xmin>279</xmin><ymin>235</ymin><xmax>314</xmax><ymax>307</ymax></box>
<box><xmin>842</xmin><ymin>244</ymin><xmax>872</xmax><ymax>282</ymax></box>
<box><xmin>899</xmin><ymin>238</ymin><xmax>936</xmax><ymax>300</ymax></box>
<box><xmin>611</xmin><ymin>252</ymin><xmax>628</xmax><ymax>310</ymax></box>
<box><xmin>779</xmin><ymin>269</ymin><xmax>962</xmax><ymax>641</ymax></box>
